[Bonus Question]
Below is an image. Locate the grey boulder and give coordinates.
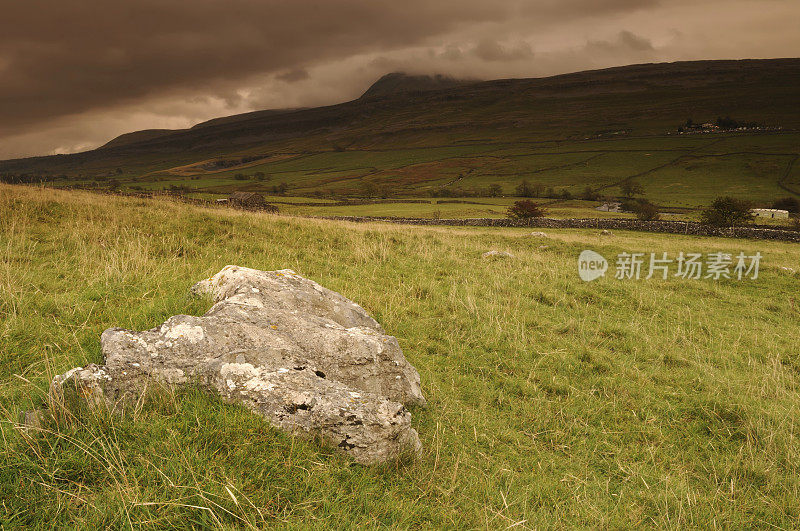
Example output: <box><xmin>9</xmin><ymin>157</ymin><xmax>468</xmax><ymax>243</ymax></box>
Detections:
<box><xmin>52</xmin><ymin>266</ymin><xmax>425</xmax><ymax>464</ymax></box>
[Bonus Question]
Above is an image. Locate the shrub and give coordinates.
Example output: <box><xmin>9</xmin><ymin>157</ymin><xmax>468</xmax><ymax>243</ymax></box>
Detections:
<box><xmin>619</xmin><ymin>198</ymin><xmax>639</xmax><ymax>212</ymax></box>
<box><xmin>507</xmin><ymin>200</ymin><xmax>546</xmax><ymax>219</ymax></box>
<box><xmin>700</xmin><ymin>196</ymin><xmax>754</xmax><ymax>227</ymax></box>
<box><xmin>633</xmin><ymin>201</ymin><xmax>660</xmax><ymax>221</ymax></box>
<box><xmin>619</xmin><ymin>198</ymin><xmax>660</xmax><ymax>220</ymax></box>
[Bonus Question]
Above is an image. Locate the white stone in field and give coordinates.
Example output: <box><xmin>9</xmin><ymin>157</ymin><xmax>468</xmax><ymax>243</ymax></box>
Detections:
<box><xmin>482</xmin><ymin>250</ymin><xmax>514</xmax><ymax>259</ymax></box>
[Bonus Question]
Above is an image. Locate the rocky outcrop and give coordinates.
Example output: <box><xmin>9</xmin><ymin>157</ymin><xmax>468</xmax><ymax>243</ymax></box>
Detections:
<box><xmin>51</xmin><ymin>266</ymin><xmax>425</xmax><ymax>464</ymax></box>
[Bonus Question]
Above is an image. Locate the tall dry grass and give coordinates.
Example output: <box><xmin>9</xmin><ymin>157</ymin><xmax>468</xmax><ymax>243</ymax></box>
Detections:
<box><xmin>1</xmin><ymin>184</ymin><xmax>800</xmax><ymax>528</ymax></box>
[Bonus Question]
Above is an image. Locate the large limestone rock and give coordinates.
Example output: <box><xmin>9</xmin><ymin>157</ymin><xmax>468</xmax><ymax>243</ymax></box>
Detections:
<box><xmin>51</xmin><ymin>266</ymin><xmax>425</xmax><ymax>464</ymax></box>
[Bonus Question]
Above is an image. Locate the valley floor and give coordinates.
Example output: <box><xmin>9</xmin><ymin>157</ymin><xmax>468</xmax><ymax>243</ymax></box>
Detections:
<box><xmin>34</xmin><ymin>131</ymin><xmax>800</xmax><ymax>216</ymax></box>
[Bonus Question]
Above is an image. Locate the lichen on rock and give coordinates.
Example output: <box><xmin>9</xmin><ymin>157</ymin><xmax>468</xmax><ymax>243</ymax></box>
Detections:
<box><xmin>51</xmin><ymin>265</ymin><xmax>425</xmax><ymax>464</ymax></box>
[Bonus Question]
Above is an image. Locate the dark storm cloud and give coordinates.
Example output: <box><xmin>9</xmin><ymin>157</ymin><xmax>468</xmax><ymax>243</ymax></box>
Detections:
<box><xmin>0</xmin><ymin>1</ymin><xmax>482</xmax><ymax>133</ymax></box>
<box><xmin>0</xmin><ymin>0</ymin><xmax>667</xmax><ymax>134</ymax></box>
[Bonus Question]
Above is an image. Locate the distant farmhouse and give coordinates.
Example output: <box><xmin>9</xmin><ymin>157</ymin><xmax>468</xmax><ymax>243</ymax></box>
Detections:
<box><xmin>227</xmin><ymin>192</ymin><xmax>278</xmax><ymax>212</ymax></box>
<box><xmin>752</xmin><ymin>208</ymin><xmax>789</xmax><ymax>219</ymax></box>
<box><xmin>596</xmin><ymin>202</ymin><xmax>622</xmax><ymax>213</ymax></box>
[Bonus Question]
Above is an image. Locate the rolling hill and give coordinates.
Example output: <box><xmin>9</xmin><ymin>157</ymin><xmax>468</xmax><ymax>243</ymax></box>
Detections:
<box><xmin>2</xmin><ymin>59</ymin><xmax>800</xmax><ymax>209</ymax></box>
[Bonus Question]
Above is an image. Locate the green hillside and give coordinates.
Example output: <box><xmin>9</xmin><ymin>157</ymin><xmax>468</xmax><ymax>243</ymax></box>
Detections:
<box><xmin>2</xmin><ymin>59</ymin><xmax>800</xmax><ymax>211</ymax></box>
<box><xmin>3</xmin><ymin>185</ymin><xmax>800</xmax><ymax>527</ymax></box>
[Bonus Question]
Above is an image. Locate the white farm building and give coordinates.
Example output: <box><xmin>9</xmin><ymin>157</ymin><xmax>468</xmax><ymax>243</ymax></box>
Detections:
<box><xmin>751</xmin><ymin>208</ymin><xmax>789</xmax><ymax>219</ymax></box>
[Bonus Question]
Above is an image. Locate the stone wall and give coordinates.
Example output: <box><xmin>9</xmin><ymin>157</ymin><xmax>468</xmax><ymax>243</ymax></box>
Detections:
<box><xmin>321</xmin><ymin>216</ymin><xmax>800</xmax><ymax>243</ymax></box>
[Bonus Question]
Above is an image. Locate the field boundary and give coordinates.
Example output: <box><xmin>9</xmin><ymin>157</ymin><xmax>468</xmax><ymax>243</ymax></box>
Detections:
<box><xmin>320</xmin><ymin>215</ymin><xmax>800</xmax><ymax>242</ymax></box>
<box><xmin>15</xmin><ymin>184</ymin><xmax>800</xmax><ymax>242</ymax></box>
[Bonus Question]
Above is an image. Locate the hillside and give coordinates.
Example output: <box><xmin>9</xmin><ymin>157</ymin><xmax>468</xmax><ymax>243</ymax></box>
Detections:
<box><xmin>2</xmin><ymin>59</ymin><xmax>800</xmax><ymax>209</ymax></box>
<box><xmin>2</xmin><ymin>184</ymin><xmax>800</xmax><ymax>527</ymax></box>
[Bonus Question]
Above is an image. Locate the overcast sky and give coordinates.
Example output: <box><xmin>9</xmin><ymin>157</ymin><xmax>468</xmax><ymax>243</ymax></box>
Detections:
<box><xmin>1</xmin><ymin>0</ymin><xmax>798</xmax><ymax>159</ymax></box>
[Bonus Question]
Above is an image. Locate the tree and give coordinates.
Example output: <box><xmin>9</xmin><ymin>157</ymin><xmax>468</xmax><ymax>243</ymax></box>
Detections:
<box><xmin>377</xmin><ymin>184</ymin><xmax>393</xmax><ymax>199</ymax></box>
<box><xmin>700</xmin><ymin>196</ymin><xmax>754</xmax><ymax>226</ymax></box>
<box><xmin>272</xmin><ymin>182</ymin><xmax>289</xmax><ymax>195</ymax></box>
<box><xmin>487</xmin><ymin>184</ymin><xmax>503</xmax><ymax>197</ymax></box>
<box><xmin>772</xmin><ymin>197</ymin><xmax>800</xmax><ymax>214</ymax></box>
<box><xmin>514</xmin><ymin>180</ymin><xmax>545</xmax><ymax>198</ymax></box>
<box><xmin>515</xmin><ymin>180</ymin><xmax>534</xmax><ymax>197</ymax></box>
<box><xmin>507</xmin><ymin>200</ymin><xmax>546</xmax><ymax>219</ymax></box>
<box><xmin>620</xmin><ymin>180</ymin><xmax>644</xmax><ymax>198</ymax></box>
<box><xmin>581</xmin><ymin>186</ymin><xmax>600</xmax><ymax>201</ymax></box>
<box><xmin>360</xmin><ymin>181</ymin><xmax>377</xmax><ymax>198</ymax></box>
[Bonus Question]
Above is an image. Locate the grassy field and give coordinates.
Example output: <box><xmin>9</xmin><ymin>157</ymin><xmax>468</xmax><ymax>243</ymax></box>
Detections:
<box><xmin>24</xmin><ymin>132</ymin><xmax>798</xmax><ymax>220</ymax></box>
<box><xmin>276</xmin><ymin>198</ymin><xmax>646</xmax><ymax>221</ymax></box>
<box><xmin>2</xmin><ymin>185</ymin><xmax>800</xmax><ymax>528</ymax></box>
<box><xmin>30</xmin><ymin>133</ymin><xmax>797</xmax><ymax>200</ymax></box>
<box><xmin>238</xmin><ymin>198</ymin><xmax>800</xmax><ymax>226</ymax></box>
